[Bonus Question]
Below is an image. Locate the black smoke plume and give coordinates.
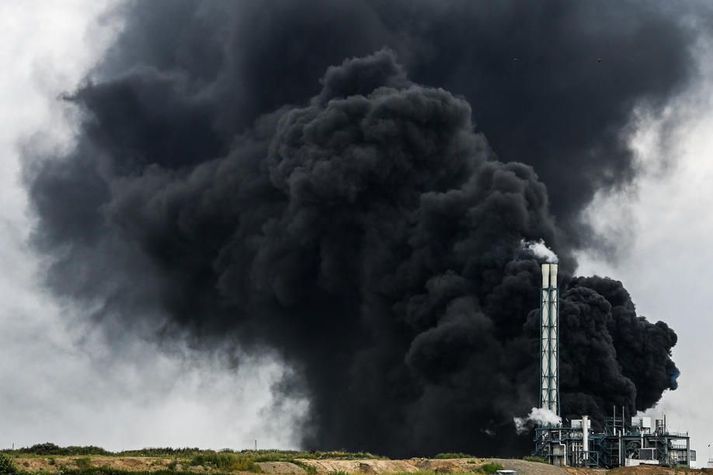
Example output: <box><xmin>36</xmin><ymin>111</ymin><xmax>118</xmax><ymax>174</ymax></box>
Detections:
<box><xmin>25</xmin><ymin>0</ymin><xmax>693</xmax><ymax>456</ymax></box>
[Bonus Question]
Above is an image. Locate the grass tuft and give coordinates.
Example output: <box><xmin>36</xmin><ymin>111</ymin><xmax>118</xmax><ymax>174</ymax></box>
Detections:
<box><xmin>190</xmin><ymin>453</ymin><xmax>260</xmax><ymax>472</ymax></box>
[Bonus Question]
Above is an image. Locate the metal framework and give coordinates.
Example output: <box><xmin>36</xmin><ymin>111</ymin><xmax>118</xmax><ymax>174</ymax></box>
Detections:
<box><xmin>539</xmin><ymin>263</ymin><xmax>559</xmax><ymax>416</ymax></box>
<box><xmin>534</xmin><ymin>409</ymin><xmax>692</xmax><ymax>468</ymax></box>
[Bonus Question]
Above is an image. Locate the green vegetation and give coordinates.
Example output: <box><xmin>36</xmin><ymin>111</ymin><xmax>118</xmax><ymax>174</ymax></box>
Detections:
<box><xmin>0</xmin><ymin>445</ymin><xmax>382</xmax><ymax>462</ymax></box>
<box><xmin>116</xmin><ymin>449</ymin><xmax>202</xmax><ymax>458</ymax></box>
<box><xmin>74</xmin><ymin>457</ymin><xmax>93</xmax><ymax>470</ymax></box>
<box><xmin>0</xmin><ymin>454</ymin><xmax>18</xmax><ymax>475</ymax></box>
<box><xmin>522</xmin><ymin>455</ymin><xmax>547</xmax><ymax>464</ymax></box>
<box><xmin>478</xmin><ymin>463</ymin><xmax>503</xmax><ymax>474</ymax></box>
<box><xmin>237</xmin><ymin>450</ymin><xmax>382</xmax><ymax>462</ymax></box>
<box><xmin>39</xmin><ymin>469</ymin><xmax>219</xmax><ymax>475</ymax></box>
<box><xmin>9</xmin><ymin>444</ymin><xmax>110</xmax><ymax>456</ymax></box>
<box><xmin>189</xmin><ymin>453</ymin><xmax>259</xmax><ymax>472</ymax></box>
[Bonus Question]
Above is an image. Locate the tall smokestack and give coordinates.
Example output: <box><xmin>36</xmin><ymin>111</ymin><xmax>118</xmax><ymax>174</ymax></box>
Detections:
<box><xmin>540</xmin><ymin>263</ymin><xmax>560</xmax><ymax>419</ymax></box>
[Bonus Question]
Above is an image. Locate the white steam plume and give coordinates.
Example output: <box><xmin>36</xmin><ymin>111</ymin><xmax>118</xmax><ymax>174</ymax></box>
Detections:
<box><xmin>513</xmin><ymin>407</ymin><xmax>562</xmax><ymax>434</ymax></box>
<box><xmin>521</xmin><ymin>239</ymin><xmax>558</xmax><ymax>263</ymax></box>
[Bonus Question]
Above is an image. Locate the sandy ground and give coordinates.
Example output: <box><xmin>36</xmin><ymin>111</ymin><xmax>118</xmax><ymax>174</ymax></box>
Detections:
<box><xmin>8</xmin><ymin>456</ymin><xmax>545</xmax><ymax>474</ymax></box>
<box><xmin>9</xmin><ymin>455</ymin><xmax>710</xmax><ymax>475</ymax></box>
<box><xmin>291</xmin><ymin>458</ymin><xmax>610</xmax><ymax>475</ymax></box>
<box><xmin>256</xmin><ymin>461</ymin><xmax>307</xmax><ymax>474</ymax></box>
<box><xmin>12</xmin><ymin>456</ymin><xmax>177</xmax><ymax>472</ymax></box>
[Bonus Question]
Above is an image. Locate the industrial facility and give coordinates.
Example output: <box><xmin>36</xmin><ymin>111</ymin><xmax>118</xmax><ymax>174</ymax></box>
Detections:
<box><xmin>532</xmin><ymin>263</ymin><xmax>694</xmax><ymax>468</ymax></box>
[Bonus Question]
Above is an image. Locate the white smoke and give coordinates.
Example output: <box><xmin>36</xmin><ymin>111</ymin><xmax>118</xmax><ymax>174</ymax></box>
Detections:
<box><xmin>521</xmin><ymin>239</ymin><xmax>559</xmax><ymax>263</ymax></box>
<box><xmin>513</xmin><ymin>407</ymin><xmax>562</xmax><ymax>434</ymax></box>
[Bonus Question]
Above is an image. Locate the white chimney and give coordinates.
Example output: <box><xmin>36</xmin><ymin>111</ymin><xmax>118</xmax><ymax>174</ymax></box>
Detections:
<box><xmin>582</xmin><ymin>415</ymin><xmax>589</xmax><ymax>462</ymax></box>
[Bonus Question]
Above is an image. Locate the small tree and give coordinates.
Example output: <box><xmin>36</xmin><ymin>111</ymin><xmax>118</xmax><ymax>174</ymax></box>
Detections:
<box><xmin>0</xmin><ymin>454</ymin><xmax>18</xmax><ymax>475</ymax></box>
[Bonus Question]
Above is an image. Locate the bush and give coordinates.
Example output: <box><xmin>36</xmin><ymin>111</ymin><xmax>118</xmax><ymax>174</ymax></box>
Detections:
<box><xmin>479</xmin><ymin>462</ymin><xmax>503</xmax><ymax>474</ymax></box>
<box><xmin>19</xmin><ymin>443</ymin><xmax>63</xmax><ymax>455</ymax></box>
<box><xmin>0</xmin><ymin>454</ymin><xmax>17</xmax><ymax>475</ymax></box>
<box><xmin>16</xmin><ymin>443</ymin><xmax>109</xmax><ymax>456</ymax></box>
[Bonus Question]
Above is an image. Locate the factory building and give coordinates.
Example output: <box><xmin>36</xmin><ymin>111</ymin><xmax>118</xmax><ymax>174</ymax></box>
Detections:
<box><xmin>532</xmin><ymin>263</ymin><xmax>693</xmax><ymax>468</ymax></box>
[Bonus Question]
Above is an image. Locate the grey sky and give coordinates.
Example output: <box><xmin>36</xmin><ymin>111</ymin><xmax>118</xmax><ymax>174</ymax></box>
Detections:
<box><xmin>0</xmin><ymin>0</ymin><xmax>304</xmax><ymax>451</ymax></box>
<box><xmin>0</xmin><ymin>0</ymin><xmax>711</xmax><ymax>464</ymax></box>
<box><xmin>577</xmin><ymin>38</ymin><xmax>713</xmax><ymax>464</ymax></box>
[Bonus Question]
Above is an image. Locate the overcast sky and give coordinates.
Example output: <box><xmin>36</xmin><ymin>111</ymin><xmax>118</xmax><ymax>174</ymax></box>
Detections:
<box><xmin>1</xmin><ymin>0</ymin><xmax>712</xmax><ymax>465</ymax></box>
<box><xmin>0</xmin><ymin>0</ymin><xmax>305</xmax><ymax>451</ymax></box>
<box><xmin>577</xmin><ymin>40</ymin><xmax>713</xmax><ymax>463</ymax></box>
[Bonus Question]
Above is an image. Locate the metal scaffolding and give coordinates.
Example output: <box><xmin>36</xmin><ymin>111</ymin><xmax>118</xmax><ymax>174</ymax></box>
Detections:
<box><xmin>539</xmin><ymin>263</ymin><xmax>559</xmax><ymax>416</ymax></box>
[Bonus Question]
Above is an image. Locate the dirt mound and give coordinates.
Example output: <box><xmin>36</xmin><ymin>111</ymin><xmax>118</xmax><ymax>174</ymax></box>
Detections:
<box><xmin>299</xmin><ymin>457</ymin><xmax>566</xmax><ymax>474</ymax></box>
<box><xmin>256</xmin><ymin>462</ymin><xmax>306</xmax><ymax>474</ymax></box>
<box><xmin>12</xmin><ymin>456</ymin><xmax>174</xmax><ymax>473</ymax></box>
<box><xmin>489</xmin><ymin>459</ymin><xmax>569</xmax><ymax>475</ymax></box>
<box><xmin>297</xmin><ymin>458</ymin><xmax>421</xmax><ymax>473</ymax></box>
<box><xmin>410</xmin><ymin>458</ymin><xmax>483</xmax><ymax>472</ymax></box>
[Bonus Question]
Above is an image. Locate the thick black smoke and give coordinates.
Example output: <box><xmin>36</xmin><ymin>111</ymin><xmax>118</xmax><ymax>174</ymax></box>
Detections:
<box><xmin>25</xmin><ymin>0</ymin><xmax>691</xmax><ymax>456</ymax></box>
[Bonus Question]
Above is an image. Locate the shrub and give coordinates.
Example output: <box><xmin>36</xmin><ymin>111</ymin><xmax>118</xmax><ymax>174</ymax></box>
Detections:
<box><xmin>16</xmin><ymin>444</ymin><xmax>109</xmax><ymax>456</ymax></box>
<box><xmin>0</xmin><ymin>454</ymin><xmax>17</xmax><ymax>475</ymax></box>
<box><xmin>22</xmin><ymin>443</ymin><xmax>62</xmax><ymax>455</ymax></box>
<box><xmin>479</xmin><ymin>462</ymin><xmax>503</xmax><ymax>474</ymax></box>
